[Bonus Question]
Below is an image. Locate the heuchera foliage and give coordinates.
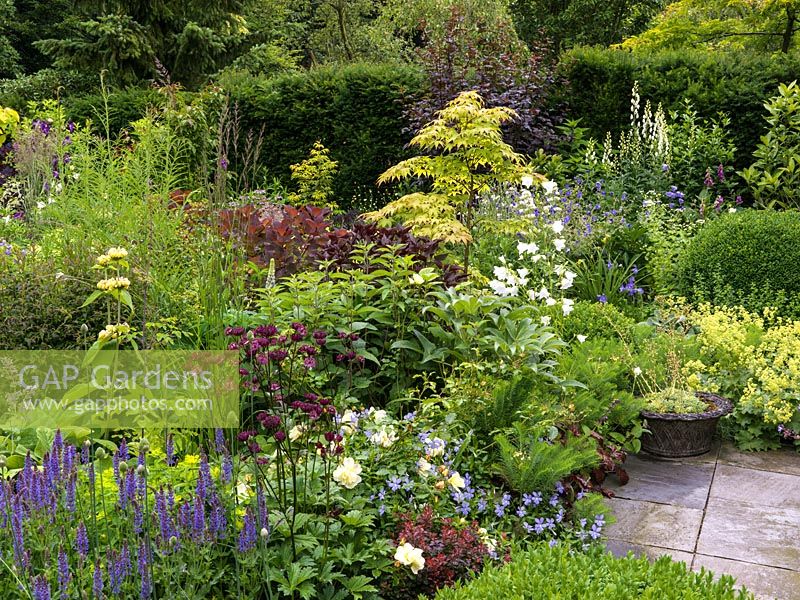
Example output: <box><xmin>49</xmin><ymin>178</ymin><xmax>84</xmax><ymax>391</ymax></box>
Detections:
<box><xmin>384</xmin><ymin>506</ymin><xmax>491</xmax><ymax>599</ymax></box>
<box><xmin>218</xmin><ymin>204</ymin><xmax>465</xmax><ymax>285</ymax></box>
<box><xmin>408</xmin><ymin>6</ymin><xmax>564</xmax><ymax>154</ymax></box>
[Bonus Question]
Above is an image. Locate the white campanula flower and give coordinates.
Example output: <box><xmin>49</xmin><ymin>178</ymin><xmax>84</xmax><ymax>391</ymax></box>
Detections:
<box><xmin>493</xmin><ymin>265</ymin><xmax>511</xmax><ymax>280</ymax></box>
<box><xmin>489</xmin><ymin>280</ymin><xmax>517</xmax><ymax>297</ymax></box>
<box><xmin>560</xmin><ymin>270</ymin><xmax>577</xmax><ymax>290</ymax></box>
<box><xmin>550</xmin><ymin>220</ymin><xmax>564</xmax><ymax>234</ymax></box>
<box><xmin>517</xmin><ymin>241</ymin><xmax>539</xmax><ymax>256</ymax></box>
<box><xmin>540</xmin><ymin>315</ymin><xmax>551</xmax><ymax>326</ymax></box>
<box><xmin>562</xmin><ymin>298</ymin><xmax>575</xmax><ymax>316</ymax></box>
<box><xmin>577</xmin><ymin>334</ymin><xmax>587</xmax><ymax>343</ymax></box>
<box><xmin>521</xmin><ymin>175</ymin><xmax>534</xmax><ymax>188</ymax></box>
<box><xmin>633</xmin><ymin>366</ymin><xmax>642</xmax><ymax>377</ymax></box>
<box><xmin>541</xmin><ymin>180</ymin><xmax>559</xmax><ymax>195</ymax></box>
<box><xmin>333</xmin><ymin>457</ymin><xmax>362</xmax><ymax>489</ymax></box>
<box><xmin>536</xmin><ymin>286</ymin><xmax>550</xmax><ymax>300</ymax></box>
<box><xmin>394</xmin><ymin>543</ymin><xmax>425</xmax><ymax>574</ymax></box>
<box><xmin>553</xmin><ymin>238</ymin><xmax>567</xmax><ymax>252</ymax></box>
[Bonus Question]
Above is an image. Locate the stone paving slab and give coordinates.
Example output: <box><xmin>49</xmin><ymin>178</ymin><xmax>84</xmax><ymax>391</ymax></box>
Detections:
<box><xmin>605</xmin><ymin>539</ymin><xmax>694</xmax><ymax>566</ymax></box>
<box><xmin>709</xmin><ymin>464</ymin><xmax>800</xmax><ymax>511</ymax></box>
<box><xmin>692</xmin><ymin>554</ymin><xmax>800</xmax><ymax>600</ymax></box>
<box><xmin>606</xmin><ymin>454</ymin><xmax>715</xmax><ymax>509</ymax></box>
<box><xmin>605</xmin><ymin>497</ymin><xmax>704</xmax><ymax>553</ymax></box>
<box><xmin>718</xmin><ymin>442</ymin><xmax>800</xmax><ymax>477</ymax></box>
<box><xmin>607</xmin><ymin>447</ymin><xmax>800</xmax><ymax>600</ymax></box>
<box><xmin>697</xmin><ymin>500</ymin><xmax>800</xmax><ymax>571</ymax></box>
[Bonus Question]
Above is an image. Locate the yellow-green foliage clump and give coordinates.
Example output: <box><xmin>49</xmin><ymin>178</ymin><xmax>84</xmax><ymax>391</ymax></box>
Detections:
<box><xmin>0</xmin><ymin>105</ymin><xmax>19</xmax><ymax>144</ymax></box>
<box><xmin>682</xmin><ymin>303</ymin><xmax>800</xmax><ymax>449</ymax></box>
<box><xmin>289</xmin><ymin>141</ymin><xmax>339</xmax><ymax>210</ymax></box>
<box><xmin>364</xmin><ymin>91</ymin><xmax>535</xmax><ymax>262</ymax></box>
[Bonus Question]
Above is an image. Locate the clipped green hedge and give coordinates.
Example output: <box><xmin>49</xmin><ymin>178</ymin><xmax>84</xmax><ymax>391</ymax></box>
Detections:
<box><xmin>64</xmin><ymin>88</ymin><xmax>172</xmax><ymax>136</ymax></box>
<box><xmin>677</xmin><ymin>209</ymin><xmax>800</xmax><ymax>317</ymax></box>
<box><xmin>432</xmin><ymin>545</ymin><xmax>752</xmax><ymax>599</ymax></box>
<box><xmin>557</xmin><ymin>47</ymin><xmax>800</xmax><ymax>171</ymax></box>
<box><xmin>229</xmin><ymin>62</ymin><xmax>426</xmax><ymax>208</ymax></box>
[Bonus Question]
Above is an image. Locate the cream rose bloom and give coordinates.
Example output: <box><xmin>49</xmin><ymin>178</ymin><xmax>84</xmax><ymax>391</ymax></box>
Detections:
<box><xmin>394</xmin><ymin>543</ymin><xmax>425</xmax><ymax>574</ymax></box>
<box><xmin>447</xmin><ymin>471</ymin><xmax>466</xmax><ymax>490</ymax></box>
<box><xmin>333</xmin><ymin>457</ymin><xmax>362</xmax><ymax>489</ymax></box>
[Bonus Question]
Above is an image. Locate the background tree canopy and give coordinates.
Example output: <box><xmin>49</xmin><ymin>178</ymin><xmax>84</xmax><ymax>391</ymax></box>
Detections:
<box><xmin>620</xmin><ymin>0</ymin><xmax>800</xmax><ymax>53</ymax></box>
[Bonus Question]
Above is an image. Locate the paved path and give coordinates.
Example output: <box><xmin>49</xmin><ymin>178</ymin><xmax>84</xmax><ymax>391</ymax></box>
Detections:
<box><xmin>605</xmin><ymin>441</ymin><xmax>800</xmax><ymax>600</ymax></box>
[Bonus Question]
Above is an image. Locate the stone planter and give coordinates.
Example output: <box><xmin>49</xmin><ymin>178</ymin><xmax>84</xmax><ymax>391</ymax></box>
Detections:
<box><xmin>640</xmin><ymin>392</ymin><xmax>733</xmax><ymax>458</ymax></box>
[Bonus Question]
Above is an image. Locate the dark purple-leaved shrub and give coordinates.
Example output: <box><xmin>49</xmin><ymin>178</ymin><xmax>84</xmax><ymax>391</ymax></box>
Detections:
<box><xmin>219</xmin><ymin>204</ymin><xmax>465</xmax><ymax>286</ymax></box>
<box><xmin>382</xmin><ymin>506</ymin><xmax>493</xmax><ymax>599</ymax></box>
<box><xmin>408</xmin><ymin>7</ymin><xmax>565</xmax><ymax>154</ymax></box>
<box><xmin>318</xmin><ymin>221</ymin><xmax>466</xmax><ymax>287</ymax></box>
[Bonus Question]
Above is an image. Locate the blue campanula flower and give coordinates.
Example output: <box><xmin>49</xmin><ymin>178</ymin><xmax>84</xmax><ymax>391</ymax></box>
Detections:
<box><xmin>494</xmin><ymin>492</ymin><xmax>511</xmax><ymax>517</ymax></box>
<box><xmin>522</xmin><ymin>492</ymin><xmax>541</xmax><ymax>507</ymax></box>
